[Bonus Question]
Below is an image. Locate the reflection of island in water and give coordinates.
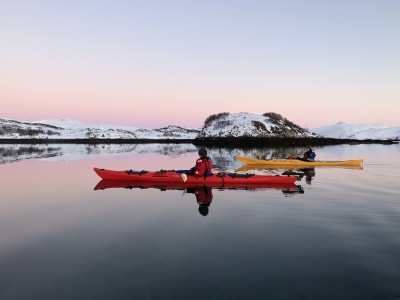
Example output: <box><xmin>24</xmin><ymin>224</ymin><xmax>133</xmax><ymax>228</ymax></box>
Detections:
<box><xmin>0</xmin><ymin>143</ymin><xmax>197</xmax><ymax>164</ymax></box>
<box><xmin>0</xmin><ymin>145</ymin><xmax>63</xmax><ymax>164</ymax></box>
<box><xmin>1</xmin><ymin>143</ymin><xmax>366</xmax><ymax>173</ymax></box>
<box><xmin>94</xmin><ymin>180</ymin><xmax>304</xmax><ymax>216</ymax></box>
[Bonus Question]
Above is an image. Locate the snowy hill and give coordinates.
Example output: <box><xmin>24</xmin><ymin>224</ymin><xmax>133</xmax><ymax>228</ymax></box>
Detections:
<box><xmin>311</xmin><ymin>122</ymin><xmax>400</xmax><ymax>140</ymax></box>
<box><xmin>1</xmin><ymin>114</ymin><xmax>399</xmax><ymax>140</ymax></box>
<box><xmin>199</xmin><ymin>112</ymin><xmax>315</xmax><ymax>138</ymax></box>
<box><xmin>1</xmin><ymin>115</ymin><xmax>399</xmax><ymax>164</ymax></box>
<box><xmin>0</xmin><ymin>118</ymin><xmax>200</xmax><ymax>140</ymax></box>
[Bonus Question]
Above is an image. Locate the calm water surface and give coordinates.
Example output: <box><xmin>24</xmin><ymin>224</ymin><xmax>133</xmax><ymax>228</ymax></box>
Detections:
<box><xmin>0</xmin><ymin>144</ymin><xmax>399</xmax><ymax>300</ymax></box>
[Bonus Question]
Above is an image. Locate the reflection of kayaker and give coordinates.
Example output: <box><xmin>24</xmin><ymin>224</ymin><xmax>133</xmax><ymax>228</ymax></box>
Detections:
<box><xmin>94</xmin><ymin>181</ymin><xmax>305</xmax><ymax>214</ymax></box>
<box><xmin>299</xmin><ymin>168</ymin><xmax>316</xmax><ymax>184</ymax></box>
<box><xmin>93</xmin><ymin>179</ymin><xmax>303</xmax><ymax>192</ymax></box>
<box><xmin>187</xmin><ymin>186</ymin><xmax>213</xmax><ymax>216</ymax></box>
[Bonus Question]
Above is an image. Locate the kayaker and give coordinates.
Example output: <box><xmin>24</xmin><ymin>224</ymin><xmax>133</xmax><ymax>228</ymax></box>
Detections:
<box><xmin>300</xmin><ymin>146</ymin><xmax>316</xmax><ymax>161</ymax></box>
<box><xmin>179</xmin><ymin>147</ymin><xmax>213</xmax><ymax>180</ymax></box>
<box><xmin>190</xmin><ymin>147</ymin><xmax>213</xmax><ymax>177</ymax></box>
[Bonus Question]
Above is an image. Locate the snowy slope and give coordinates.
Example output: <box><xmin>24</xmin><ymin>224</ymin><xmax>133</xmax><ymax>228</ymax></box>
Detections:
<box><xmin>1</xmin><ymin>116</ymin><xmax>399</xmax><ymax>164</ymax></box>
<box><xmin>0</xmin><ymin>118</ymin><xmax>200</xmax><ymax>139</ymax></box>
<box><xmin>1</xmin><ymin>115</ymin><xmax>399</xmax><ymax>140</ymax></box>
<box><xmin>200</xmin><ymin>112</ymin><xmax>315</xmax><ymax>138</ymax></box>
<box><xmin>311</xmin><ymin>122</ymin><xmax>400</xmax><ymax>140</ymax></box>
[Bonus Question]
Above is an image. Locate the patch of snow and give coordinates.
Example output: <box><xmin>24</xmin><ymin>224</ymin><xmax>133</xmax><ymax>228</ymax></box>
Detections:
<box><xmin>200</xmin><ymin>112</ymin><xmax>314</xmax><ymax>138</ymax></box>
<box><xmin>1</xmin><ymin>118</ymin><xmax>200</xmax><ymax>139</ymax></box>
<box><xmin>311</xmin><ymin>122</ymin><xmax>399</xmax><ymax>140</ymax></box>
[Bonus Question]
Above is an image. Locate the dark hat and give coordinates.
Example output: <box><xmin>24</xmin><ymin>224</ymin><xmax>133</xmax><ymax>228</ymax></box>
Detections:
<box><xmin>198</xmin><ymin>147</ymin><xmax>207</xmax><ymax>157</ymax></box>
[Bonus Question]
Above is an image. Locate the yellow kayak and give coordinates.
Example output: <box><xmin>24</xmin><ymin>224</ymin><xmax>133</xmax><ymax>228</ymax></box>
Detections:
<box><xmin>235</xmin><ymin>155</ymin><xmax>363</xmax><ymax>167</ymax></box>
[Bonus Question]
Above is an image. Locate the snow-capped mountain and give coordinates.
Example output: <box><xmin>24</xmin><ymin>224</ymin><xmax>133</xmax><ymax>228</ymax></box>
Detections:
<box><xmin>1</xmin><ymin>113</ymin><xmax>399</xmax><ymax>140</ymax></box>
<box><xmin>1</xmin><ymin>114</ymin><xmax>399</xmax><ymax>165</ymax></box>
<box><xmin>311</xmin><ymin>122</ymin><xmax>400</xmax><ymax>140</ymax></box>
<box><xmin>199</xmin><ymin>112</ymin><xmax>316</xmax><ymax>138</ymax></box>
<box><xmin>0</xmin><ymin>118</ymin><xmax>200</xmax><ymax>140</ymax></box>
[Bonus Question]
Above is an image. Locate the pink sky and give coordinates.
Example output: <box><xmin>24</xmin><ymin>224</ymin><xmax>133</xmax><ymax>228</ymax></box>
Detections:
<box><xmin>1</xmin><ymin>1</ymin><xmax>399</xmax><ymax>129</ymax></box>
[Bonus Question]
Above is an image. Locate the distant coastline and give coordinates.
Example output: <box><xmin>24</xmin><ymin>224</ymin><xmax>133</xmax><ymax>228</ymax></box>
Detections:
<box><xmin>193</xmin><ymin>137</ymin><xmax>397</xmax><ymax>147</ymax></box>
<box><xmin>0</xmin><ymin>137</ymin><xmax>396</xmax><ymax>147</ymax></box>
<box><xmin>2</xmin><ymin>114</ymin><xmax>399</xmax><ymax>142</ymax></box>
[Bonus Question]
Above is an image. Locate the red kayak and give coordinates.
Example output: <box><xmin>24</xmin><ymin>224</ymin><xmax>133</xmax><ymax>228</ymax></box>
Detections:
<box><xmin>93</xmin><ymin>167</ymin><xmax>298</xmax><ymax>185</ymax></box>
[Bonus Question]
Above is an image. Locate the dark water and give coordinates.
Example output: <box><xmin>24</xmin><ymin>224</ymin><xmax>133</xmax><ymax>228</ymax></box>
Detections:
<box><xmin>0</xmin><ymin>144</ymin><xmax>399</xmax><ymax>300</ymax></box>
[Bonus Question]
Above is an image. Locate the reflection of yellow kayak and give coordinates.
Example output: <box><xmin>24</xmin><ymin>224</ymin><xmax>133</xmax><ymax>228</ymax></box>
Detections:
<box><xmin>236</xmin><ymin>163</ymin><xmax>363</xmax><ymax>172</ymax></box>
<box><xmin>235</xmin><ymin>155</ymin><xmax>363</xmax><ymax>167</ymax></box>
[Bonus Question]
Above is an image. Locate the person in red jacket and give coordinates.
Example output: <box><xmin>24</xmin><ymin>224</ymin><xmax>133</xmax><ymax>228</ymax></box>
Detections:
<box><xmin>180</xmin><ymin>148</ymin><xmax>213</xmax><ymax>181</ymax></box>
<box><xmin>192</xmin><ymin>147</ymin><xmax>213</xmax><ymax>177</ymax></box>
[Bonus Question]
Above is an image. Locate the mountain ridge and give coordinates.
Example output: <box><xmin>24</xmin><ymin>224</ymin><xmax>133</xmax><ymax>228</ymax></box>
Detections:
<box><xmin>1</xmin><ymin>113</ymin><xmax>399</xmax><ymax>141</ymax></box>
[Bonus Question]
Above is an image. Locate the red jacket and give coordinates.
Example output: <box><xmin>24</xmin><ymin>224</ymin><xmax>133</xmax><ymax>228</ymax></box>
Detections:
<box><xmin>194</xmin><ymin>157</ymin><xmax>212</xmax><ymax>177</ymax></box>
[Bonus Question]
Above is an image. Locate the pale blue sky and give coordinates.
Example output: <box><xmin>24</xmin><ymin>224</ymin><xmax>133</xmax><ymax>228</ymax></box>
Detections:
<box><xmin>1</xmin><ymin>0</ymin><xmax>399</xmax><ymax>128</ymax></box>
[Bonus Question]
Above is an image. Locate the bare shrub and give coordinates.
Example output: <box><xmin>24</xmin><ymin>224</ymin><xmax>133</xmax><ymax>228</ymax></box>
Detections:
<box><xmin>203</xmin><ymin>112</ymin><xmax>230</xmax><ymax>127</ymax></box>
<box><xmin>263</xmin><ymin>112</ymin><xmax>304</xmax><ymax>131</ymax></box>
<box><xmin>252</xmin><ymin>120</ymin><xmax>267</xmax><ymax>131</ymax></box>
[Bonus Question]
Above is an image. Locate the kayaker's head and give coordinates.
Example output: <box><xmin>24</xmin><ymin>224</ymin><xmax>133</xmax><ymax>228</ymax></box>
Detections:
<box><xmin>198</xmin><ymin>147</ymin><xmax>207</xmax><ymax>157</ymax></box>
<box><xmin>307</xmin><ymin>145</ymin><xmax>312</xmax><ymax>151</ymax></box>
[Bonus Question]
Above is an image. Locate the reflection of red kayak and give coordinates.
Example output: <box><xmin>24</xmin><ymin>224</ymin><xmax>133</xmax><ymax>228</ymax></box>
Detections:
<box><xmin>93</xmin><ymin>179</ymin><xmax>302</xmax><ymax>192</ymax></box>
<box><xmin>93</xmin><ymin>167</ymin><xmax>298</xmax><ymax>184</ymax></box>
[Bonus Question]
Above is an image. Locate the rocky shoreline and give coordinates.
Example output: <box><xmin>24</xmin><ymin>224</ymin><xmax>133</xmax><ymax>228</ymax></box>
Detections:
<box><xmin>0</xmin><ymin>137</ymin><xmax>396</xmax><ymax>147</ymax></box>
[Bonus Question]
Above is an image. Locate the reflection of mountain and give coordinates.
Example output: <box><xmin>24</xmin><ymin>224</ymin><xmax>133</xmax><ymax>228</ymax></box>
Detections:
<box><xmin>0</xmin><ymin>144</ymin><xmax>368</xmax><ymax>171</ymax></box>
<box><xmin>0</xmin><ymin>145</ymin><xmax>63</xmax><ymax>164</ymax></box>
<box><xmin>0</xmin><ymin>144</ymin><xmax>320</xmax><ymax>167</ymax></box>
<box><xmin>0</xmin><ymin>143</ymin><xmax>198</xmax><ymax>164</ymax></box>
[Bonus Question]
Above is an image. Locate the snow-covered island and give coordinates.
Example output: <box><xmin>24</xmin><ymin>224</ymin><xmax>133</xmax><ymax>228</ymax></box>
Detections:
<box><xmin>1</xmin><ymin>113</ymin><xmax>399</xmax><ymax>164</ymax></box>
<box><xmin>1</xmin><ymin>112</ymin><xmax>399</xmax><ymax>141</ymax></box>
<box><xmin>0</xmin><ymin>118</ymin><xmax>199</xmax><ymax>140</ymax></box>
